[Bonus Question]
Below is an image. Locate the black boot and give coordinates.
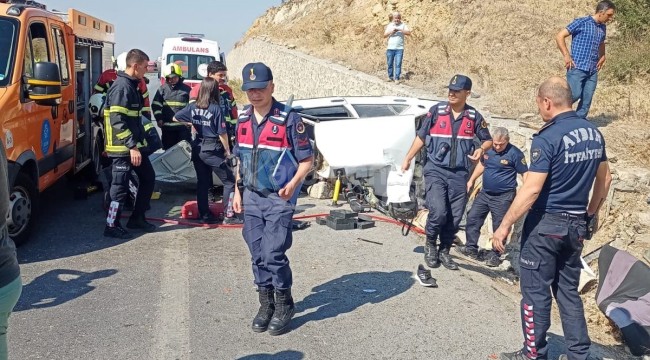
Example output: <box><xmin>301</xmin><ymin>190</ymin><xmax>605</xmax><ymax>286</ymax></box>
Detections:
<box><xmin>439</xmin><ymin>247</ymin><xmax>459</xmax><ymax>270</ymax></box>
<box><xmin>252</xmin><ymin>287</ymin><xmax>275</xmax><ymax>333</ymax></box>
<box><xmin>103</xmin><ymin>223</ymin><xmax>132</xmax><ymax>239</ymax></box>
<box><xmin>104</xmin><ymin>205</ymin><xmax>132</xmax><ymax>239</ymax></box>
<box><xmin>424</xmin><ymin>241</ymin><xmax>440</xmax><ymax>268</ymax></box>
<box><xmin>126</xmin><ymin>213</ymin><xmax>156</xmax><ymax>232</ymax></box>
<box><xmin>267</xmin><ymin>288</ymin><xmax>295</xmax><ymax>336</ymax></box>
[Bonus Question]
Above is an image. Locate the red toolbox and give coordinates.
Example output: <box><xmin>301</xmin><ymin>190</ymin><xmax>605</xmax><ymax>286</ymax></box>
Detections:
<box><xmin>181</xmin><ymin>200</ymin><xmax>225</xmax><ymax>219</ymax></box>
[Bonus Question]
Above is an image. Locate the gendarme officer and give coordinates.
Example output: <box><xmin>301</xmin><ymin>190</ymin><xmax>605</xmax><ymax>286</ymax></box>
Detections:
<box><xmin>402</xmin><ymin>75</ymin><xmax>492</xmax><ymax>270</ymax></box>
<box><xmin>232</xmin><ymin>63</ymin><xmax>314</xmax><ymax>336</ymax></box>
<box><xmin>492</xmin><ymin>77</ymin><xmax>612</xmax><ymax>360</ymax></box>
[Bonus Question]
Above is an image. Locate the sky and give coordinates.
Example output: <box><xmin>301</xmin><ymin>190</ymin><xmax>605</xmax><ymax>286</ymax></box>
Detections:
<box><xmin>42</xmin><ymin>0</ymin><xmax>282</xmax><ymax>58</ymax></box>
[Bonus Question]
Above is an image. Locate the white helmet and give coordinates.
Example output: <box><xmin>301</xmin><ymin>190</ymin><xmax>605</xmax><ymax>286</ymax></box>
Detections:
<box><xmin>116</xmin><ymin>52</ymin><xmax>128</xmax><ymax>71</ymax></box>
<box><xmin>89</xmin><ymin>93</ymin><xmax>106</xmax><ymax>118</ymax></box>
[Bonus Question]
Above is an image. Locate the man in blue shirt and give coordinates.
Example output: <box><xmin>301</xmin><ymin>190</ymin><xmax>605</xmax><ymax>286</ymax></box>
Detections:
<box><xmin>491</xmin><ymin>77</ymin><xmax>612</xmax><ymax>360</ymax></box>
<box><xmin>456</xmin><ymin>127</ymin><xmax>528</xmax><ymax>267</ymax></box>
<box><xmin>232</xmin><ymin>63</ymin><xmax>314</xmax><ymax>336</ymax></box>
<box><xmin>555</xmin><ymin>1</ymin><xmax>616</xmax><ymax>118</ymax></box>
<box><xmin>402</xmin><ymin>75</ymin><xmax>492</xmax><ymax>271</ymax></box>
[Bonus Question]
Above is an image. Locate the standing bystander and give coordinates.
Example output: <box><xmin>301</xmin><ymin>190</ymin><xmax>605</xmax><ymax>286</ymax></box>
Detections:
<box><xmin>383</xmin><ymin>12</ymin><xmax>411</xmax><ymax>83</ymax></box>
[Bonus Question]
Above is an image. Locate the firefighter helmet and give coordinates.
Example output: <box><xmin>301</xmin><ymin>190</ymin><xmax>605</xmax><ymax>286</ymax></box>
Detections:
<box><xmin>89</xmin><ymin>93</ymin><xmax>106</xmax><ymax>118</ymax></box>
<box><xmin>163</xmin><ymin>63</ymin><xmax>183</xmax><ymax>78</ymax></box>
<box><xmin>116</xmin><ymin>52</ymin><xmax>128</xmax><ymax>71</ymax></box>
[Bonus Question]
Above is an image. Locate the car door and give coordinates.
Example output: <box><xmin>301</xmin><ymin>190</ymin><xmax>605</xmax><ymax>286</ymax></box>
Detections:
<box><xmin>49</xmin><ymin>23</ymin><xmax>74</xmax><ymax>175</ymax></box>
<box><xmin>20</xmin><ymin>19</ymin><xmax>61</xmax><ymax>188</ymax></box>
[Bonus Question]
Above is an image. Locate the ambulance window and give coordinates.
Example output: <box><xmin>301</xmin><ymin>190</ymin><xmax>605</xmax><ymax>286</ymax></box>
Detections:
<box><xmin>167</xmin><ymin>54</ymin><xmax>189</xmax><ymax>78</ymax></box>
<box><xmin>51</xmin><ymin>27</ymin><xmax>69</xmax><ymax>84</ymax></box>
<box><xmin>23</xmin><ymin>22</ymin><xmax>50</xmax><ymax>79</ymax></box>
<box><xmin>167</xmin><ymin>54</ymin><xmax>215</xmax><ymax>80</ymax></box>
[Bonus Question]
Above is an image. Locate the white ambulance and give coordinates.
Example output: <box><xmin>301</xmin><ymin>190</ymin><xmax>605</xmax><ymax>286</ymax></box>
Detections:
<box><xmin>159</xmin><ymin>33</ymin><xmax>225</xmax><ymax>91</ymax></box>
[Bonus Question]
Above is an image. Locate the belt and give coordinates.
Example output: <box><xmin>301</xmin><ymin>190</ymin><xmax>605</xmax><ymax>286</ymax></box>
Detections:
<box><xmin>201</xmin><ymin>137</ymin><xmax>219</xmax><ymax>143</ymax></box>
<box><xmin>531</xmin><ymin>209</ymin><xmax>586</xmax><ymax>220</ymax></box>
<box><xmin>483</xmin><ymin>189</ymin><xmax>515</xmax><ymax>196</ymax></box>
<box><xmin>246</xmin><ymin>187</ymin><xmax>274</xmax><ymax>197</ymax></box>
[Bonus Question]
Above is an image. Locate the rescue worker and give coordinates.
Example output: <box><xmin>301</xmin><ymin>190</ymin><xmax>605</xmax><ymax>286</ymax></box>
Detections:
<box><xmin>152</xmin><ymin>63</ymin><xmax>192</xmax><ymax>150</ymax></box>
<box><xmin>492</xmin><ymin>77</ymin><xmax>612</xmax><ymax>360</ymax></box>
<box><xmin>173</xmin><ymin>77</ymin><xmax>241</xmax><ymax>225</ymax></box>
<box><xmin>456</xmin><ymin>127</ymin><xmax>528</xmax><ymax>267</ymax></box>
<box><xmin>103</xmin><ymin>49</ymin><xmax>157</xmax><ymax>239</ymax></box>
<box><xmin>94</xmin><ymin>52</ymin><xmax>152</xmax><ymax>120</ymax></box>
<box><xmin>401</xmin><ymin>74</ymin><xmax>492</xmax><ymax>270</ymax></box>
<box><xmin>190</xmin><ymin>61</ymin><xmax>238</xmax><ymax>149</ymax></box>
<box><xmin>232</xmin><ymin>63</ymin><xmax>314</xmax><ymax>336</ymax></box>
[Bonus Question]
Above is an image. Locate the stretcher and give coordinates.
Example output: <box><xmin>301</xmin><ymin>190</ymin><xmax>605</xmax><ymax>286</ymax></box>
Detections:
<box><xmin>149</xmin><ymin>140</ymin><xmax>223</xmax><ymax>186</ymax></box>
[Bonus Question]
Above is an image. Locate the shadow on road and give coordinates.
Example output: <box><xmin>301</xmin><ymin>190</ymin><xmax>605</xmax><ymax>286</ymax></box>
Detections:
<box><xmin>14</xmin><ymin>268</ymin><xmax>117</xmax><ymax>312</ymax></box>
<box><xmin>16</xmin><ymin>178</ymin><xmax>199</xmax><ymax>264</ymax></box>
<box><xmin>546</xmin><ymin>333</ymin><xmax>633</xmax><ymax>360</ymax></box>
<box><xmin>237</xmin><ymin>350</ymin><xmax>304</xmax><ymax>360</ymax></box>
<box><xmin>291</xmin><ymin>270</ymin><xmax>414</xmax><ymax>331</ymax></box>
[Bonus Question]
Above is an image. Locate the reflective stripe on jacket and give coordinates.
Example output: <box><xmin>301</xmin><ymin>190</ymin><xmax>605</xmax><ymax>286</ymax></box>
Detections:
<box><xmin>104</xmin><ymin>72</ymin><xmax>148</xmax><ymax>157</ymax></box>
<box><xmin>151</xmin><ymin>80</ymin><xmax>191</xmax><ymax>125</ymax></box>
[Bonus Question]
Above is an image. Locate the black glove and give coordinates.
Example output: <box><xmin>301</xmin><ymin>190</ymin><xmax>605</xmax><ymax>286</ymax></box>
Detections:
<box><xmin>226</xmin><ymin>154</ymin><xmax>238</xmax><ymax>168</ymax></box>
<box><xmin>585</xmin><ymin>213</ymin><xmax>597</xmax><ymax>240</ymax></box>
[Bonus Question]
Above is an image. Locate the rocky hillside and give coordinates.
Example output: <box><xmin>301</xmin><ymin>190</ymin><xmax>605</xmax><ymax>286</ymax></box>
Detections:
<box><xmin>245</xmin><ymin>0</ymin><xmax>598</xmax><ymax>115</ymax></box>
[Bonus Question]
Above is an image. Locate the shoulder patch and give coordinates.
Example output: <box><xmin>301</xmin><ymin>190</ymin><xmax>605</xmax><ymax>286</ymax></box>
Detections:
<box><xmin>521</xmin><ymin>157</ymin><xmax>527</xmax><ymax>165</ymax></box>
<box><xmin>480</xmin><ymin>120</ymin><xmax>488</xmax><ymax>128</ymax></box>
<box><xmin>531</xmin><ymin>148</ymin><xmax>541</xmax><ymax>163</ymax></box>
<box><xmin>296</xmin><ymin>121</ymin><xmax>305</xmax><ymax>134</ymax></box>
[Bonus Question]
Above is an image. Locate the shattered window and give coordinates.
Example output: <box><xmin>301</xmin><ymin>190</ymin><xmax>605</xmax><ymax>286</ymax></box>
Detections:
<box><xmin>298</xmin><ymin>106</ymin><xmax>351</xmax><ymax>119</ymax></box>
<box><xmin>352</xmin><ymin>104</ymin><xmax>409</xmax><ymax>118</ymax></box>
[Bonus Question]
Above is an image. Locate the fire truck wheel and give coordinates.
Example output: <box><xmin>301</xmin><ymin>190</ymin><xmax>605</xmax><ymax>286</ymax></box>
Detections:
<box><xmin>8</xmin><ymin>172</ymin><xmax>39</xmax><ymax>246</ymax></box>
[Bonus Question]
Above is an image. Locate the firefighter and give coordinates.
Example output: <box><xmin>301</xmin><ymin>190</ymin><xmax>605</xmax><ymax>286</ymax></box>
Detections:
<box><xmin>94</xmin><ymin>52</ymin><xmax>152</xmax><ymax>120</ymax></box>
<box><xmin>103</xmin><ymin>49</ymin><xmax>157</xmax><ymax>239</ymax></box>
<box><xmin>401</xmin><ymin>75</ymin><xmax>493</xmax><ymax>271</ymax></box>
<box><xmin>152</xmin><ymin>63</ymin><xmax>192</xmax><ymax>150</ymax></box>
<box><xmin>492</xmin><ymin>77</ymin><xmax>612</xmax><ymax>360</ymax></box>
<box><xmin>232</xmin><ymin>62</ymin><xmax>313</xmax><ymax>336</ymax></box>
<box><xmin>174</xmin><ymin>77</ymin><xmax>241</xmax><ymax>225</ymax></box>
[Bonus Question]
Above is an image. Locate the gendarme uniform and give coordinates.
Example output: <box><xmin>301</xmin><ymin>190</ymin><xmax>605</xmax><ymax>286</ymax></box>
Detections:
<box><xmin>233</xmin><ymin>62</ymin><xmax>313</xmax><ymax>336</ymax></box>
<box><xmin>516</xmin><ymin>110</ymin><xmax>606</xmax><ymax>360</ymax></box>
<box><xmin>416</xmin><ymin>75</ymin><xmax>492</xmax><ymax>270</ymax></box>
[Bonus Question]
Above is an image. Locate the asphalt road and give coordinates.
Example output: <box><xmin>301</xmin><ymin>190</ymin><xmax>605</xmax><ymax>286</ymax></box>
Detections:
<box><xmin>10</xmin><ymin>174</ymin><xmax>628</xmax><ymax>360</ymax></box>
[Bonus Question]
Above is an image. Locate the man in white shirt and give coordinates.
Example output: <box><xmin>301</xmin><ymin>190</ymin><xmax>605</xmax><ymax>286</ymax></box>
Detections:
<box><xmin>383</xmin><ymin>12</ymin><xmax>412</xmax><ymax>83</ymax></box>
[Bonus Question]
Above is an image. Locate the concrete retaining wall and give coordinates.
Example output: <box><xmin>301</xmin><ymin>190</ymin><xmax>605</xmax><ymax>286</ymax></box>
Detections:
<box><xmin>227</xmin><ymin>38</ymin><xmax>434</xmax><ymax>101</ymax></box>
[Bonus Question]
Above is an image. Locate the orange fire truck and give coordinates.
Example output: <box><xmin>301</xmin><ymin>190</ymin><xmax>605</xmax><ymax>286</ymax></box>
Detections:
<box><xmin>0</xmin><ymin>0</ymin><xmax>115</xmax><ymax>244</ymax></box>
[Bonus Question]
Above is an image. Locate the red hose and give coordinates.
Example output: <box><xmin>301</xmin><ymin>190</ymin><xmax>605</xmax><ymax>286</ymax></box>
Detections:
<box><xmin>137</xmin><ymin>213</ymin><xmax>426</xmax><ymax>234</ymax></box>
